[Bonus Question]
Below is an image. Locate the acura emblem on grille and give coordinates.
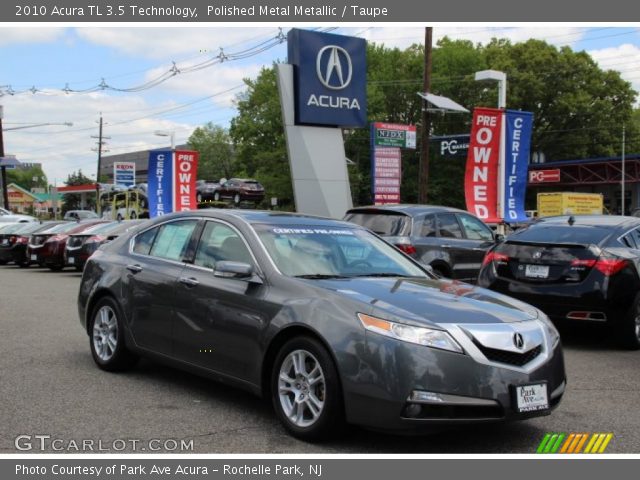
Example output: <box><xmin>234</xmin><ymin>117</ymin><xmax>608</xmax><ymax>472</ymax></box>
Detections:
<box><xmin>533</xmin><ymin>251</ymin><xmax>543</xmax><ymax>259</ymax></box>
<box><xmin>513</xmin><ymin>333</ymin><xmax>525</xmax><ymax>349</ymax></box>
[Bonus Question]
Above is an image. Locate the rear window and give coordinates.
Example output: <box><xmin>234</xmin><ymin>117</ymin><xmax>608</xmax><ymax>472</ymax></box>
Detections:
<box><xmin>344</xmin><ymin>212</ymin><xmax>411</xmax><ymax>236</ymax></box>
<box><xmin>509</xmin><ymin>224</ymin><xmax>613</xmax><ymax>245</ymax></box>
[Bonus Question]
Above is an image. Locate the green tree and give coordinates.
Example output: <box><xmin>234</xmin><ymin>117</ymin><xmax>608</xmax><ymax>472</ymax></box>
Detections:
<box><xmin>6</xmin><ymin>165</ymin><xmax>48</xmax><ymax>191</ymax></box>
<box><xmin>229</xmin><ymin>66</ymin><xmax>292</xmax><ymax>208</ymax></box>
<box><xmin>188</xmin><ymin>123</ymin><xmax>235</xmax><ymax>180</ymax></box>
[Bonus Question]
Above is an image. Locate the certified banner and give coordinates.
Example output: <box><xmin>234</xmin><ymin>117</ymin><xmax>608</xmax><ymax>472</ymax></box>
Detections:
<box><xmin>464</xmin><ymin>107</ymin><xmax>502</xmax><ymax>223</ymax></box>
<box><xmin>503</xmin><ymin>110</ymin><xmax>533</xmax><ymax>222</ymax></box>
<box><xmin>173</xmin><ymin>150</ymin><xmax>199</xmax><ymax>212</ymax></box>
<box><xmin>148</xmin><ymin>150</ymin><xmax>173</xmax><ymax>217</ymax></box>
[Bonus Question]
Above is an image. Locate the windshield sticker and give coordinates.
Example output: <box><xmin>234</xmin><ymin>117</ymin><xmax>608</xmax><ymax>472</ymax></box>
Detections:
<box><xmin>271</xmin><ymin>228</ymin><xmax>354</xmax><ymax>236</ymax></box>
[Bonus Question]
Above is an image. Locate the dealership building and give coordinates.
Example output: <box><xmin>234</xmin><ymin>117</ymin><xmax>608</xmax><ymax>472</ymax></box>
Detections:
<box><xmin>99</xmin><ymin>144</ymin><xmax>188</xmax><ymax>184</ymax></box>
<box><xmin>528</xmin><ymin>153</ymin><xmax>640</xmax><ymax>214</ymax></box>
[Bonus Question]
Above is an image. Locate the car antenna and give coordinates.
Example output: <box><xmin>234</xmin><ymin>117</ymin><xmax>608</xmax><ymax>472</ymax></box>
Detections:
<box><xmin>568</xmin><ymin>215</ymin><xmax>575</xmax><ymax>226</ymax></box>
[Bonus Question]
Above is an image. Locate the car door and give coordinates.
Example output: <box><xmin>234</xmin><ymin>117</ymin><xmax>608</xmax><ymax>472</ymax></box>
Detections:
<box><xmin>124</xmin><ymin>219</ymin><xmax>199</xmax><ymax>355</ymax></box>
<box><xmin>410</xmin><ymin>213</ymin><xmax>450</xmax><ymax>268</ymax></box>
<box><xmin>455</xmin><ymin>213</ymin><xmax>496</xmax><ymax>282</ymax></box>
<box><xmin>432</xmin><ymin>213</ymin><xmax>470</xmax><ymax>280</ymax></box>
<box><xmin>171</xmin><ymin>219</ymin><xmax>275</xmax><ymax>383</ymax></box>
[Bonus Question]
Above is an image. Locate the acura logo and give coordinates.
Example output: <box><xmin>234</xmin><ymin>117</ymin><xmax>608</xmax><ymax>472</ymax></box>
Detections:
<box><xmin>513</xmin><ymin>333</ymin><xmax>525</xmax><ymax>349</ymax></box>
<box><xmin>316</xmin><ymin>45</ymin><xmax>353</xmax><ymax>90</ymax></box>
<box><xmin>533</xmin><ymin>251</ymin><xmax>543</xmax><ymax>259</ymax></box>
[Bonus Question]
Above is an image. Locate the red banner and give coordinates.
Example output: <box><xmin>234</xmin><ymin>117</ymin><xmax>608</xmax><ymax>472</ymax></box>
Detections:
<box><xmin>465</xmin><ymin>108</ymin><xmax>502</xmax><ymax>223</ymax></box>
<box><xmin>173</xmin><ymin>150</ymin><xmax>199</xmax><ymax>212</ymax></box>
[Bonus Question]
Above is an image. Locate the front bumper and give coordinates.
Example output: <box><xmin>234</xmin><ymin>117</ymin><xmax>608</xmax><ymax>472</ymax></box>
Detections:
<box><xmin>341</xmin><ymin>332</ymin><xmax>565</xmax><ymax>432</ymax></box>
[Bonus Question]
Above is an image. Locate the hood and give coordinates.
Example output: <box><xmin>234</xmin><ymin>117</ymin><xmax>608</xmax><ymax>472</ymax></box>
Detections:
<box><xmin>310</xmin><ymin>277</ymin><xmax>539</xmax><ymax>327</ymax></box>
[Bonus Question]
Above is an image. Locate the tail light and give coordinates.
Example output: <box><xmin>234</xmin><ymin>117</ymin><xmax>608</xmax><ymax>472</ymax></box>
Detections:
<box><xmin>16</xmin><ymin>236</ymin><xmax>29</xmax><ymax>245</ymax></box>
<box><xmin>571</xmin><ymin>257</ymin><xmax>627</xmax><ymax>276</ymax></box>
<box><xmin>395</xmin><ymin>243</ymin><xmax>417</xmax><ymax>255</ymax></box>
<box><xmin>482</xmin><ymin>251</ymin><xmax>509</xmax><ymax>266</ymax></box>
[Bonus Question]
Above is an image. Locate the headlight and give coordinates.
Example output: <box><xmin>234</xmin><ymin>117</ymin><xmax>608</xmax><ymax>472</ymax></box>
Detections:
<box><xmin>358</xmin><ymin>313</ymin><xmax>463</xmax><ymax>354</ymax></box>
<box><xmin>537</xmin><ymin>313</ymin><xmax>560</xmax><ymax>349</ymax></box>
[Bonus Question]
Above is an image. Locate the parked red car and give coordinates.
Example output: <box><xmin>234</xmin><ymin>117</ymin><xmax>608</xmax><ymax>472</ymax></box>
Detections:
<box><xmin>28</xmin><ymin>221</ymin><xmax>107</xmax><ymax>271</ymax></box>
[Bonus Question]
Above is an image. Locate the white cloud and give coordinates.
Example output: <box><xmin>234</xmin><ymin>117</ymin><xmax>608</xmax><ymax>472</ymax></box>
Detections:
<box><xmin>74</xmin><ymin>27</ymin><xmax>282</xmax><ymax>60</ymax></box>
<box><xmin>0</xmin><ymin>27</ymin><xmax>67</xmax><ymax>46</ymax></box>
<box><xmin>355</xmin><ymin>26</ymin><xmax>588</xmax><ymax>50</ymax></box>
<box><xmin>589</xmin><ymin>43</ymin><xmax>640</xmax><ymax>95</ymax></box>
<box><xmin>1</xmin><ymin>92</ymin><xmax>196</xmax><ymax>184</ymax></box>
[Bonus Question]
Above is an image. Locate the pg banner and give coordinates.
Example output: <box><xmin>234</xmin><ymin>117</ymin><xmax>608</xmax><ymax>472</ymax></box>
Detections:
<box><xmin>148</xmin><ymin>150</ymin><xmax>198</xmax><ymax>217</ymax></box>
<box><xmin>465</xmin><ymin>107</ymin><xmax>533</xmax><ymax>223</ymax></box>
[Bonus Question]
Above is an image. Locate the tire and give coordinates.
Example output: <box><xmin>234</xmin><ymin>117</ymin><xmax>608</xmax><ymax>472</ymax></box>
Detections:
<box><xmin>616</xmin><ymin>294</ymin><xmax>640</xmax><ymax>350</ymax></box>
<box><xmin>271</xmin><ymin>336</ymin><xmax>344</xmax><ymax>441</ymax></box>
<box><xmin>213</xmin><ymin>192</ymin><xmax>220</xmax><ymax>202</ymax></box>
<box><xmin>197</xmin><ymin>193</ymin><xmax>203</xmax><ymax>203</ymax></box>
<box><xmin>116</xmin><ymin>214</ymin><xmax>123</xmax><ymax>221</ymax></box>
<box><xmin>233</xmin><ymin>194</ymin><xmax>241</xmax><ymax>205</ymax></box>
<box><xmin>0</xmin><ymin>260</ymin><xmax>8</xmax><ymax>266</ymax></box>
<box><xmin>130</xmin><ymin>211</ymin><xmax>137</xmax><ymax>220</ymax></box>
<box><xmin>431</xmin><ymin>264</ymin><xmax>449</xmax><ymax>278</ymax></box>
<box><xmin>89</xmin><ymin>296</ymin><xmax>139</xmax><ymax>371</ymax></box>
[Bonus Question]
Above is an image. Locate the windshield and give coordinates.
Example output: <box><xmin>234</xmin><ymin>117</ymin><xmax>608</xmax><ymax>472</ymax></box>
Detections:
<box><xmin>255</xmin><ymin>225</ymin><xmax>429</xmax><ymax>278</ymax></box>
<box><xmin>344</xmin><ymin>211</ymin><xmax>411</xmax><ymax>236</ymax></box>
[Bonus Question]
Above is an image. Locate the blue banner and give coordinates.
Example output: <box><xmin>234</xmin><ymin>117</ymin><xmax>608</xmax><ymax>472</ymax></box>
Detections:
<box><xmin>288</xmin><ymin>28</ymin><xmax>367</xmax><ymax>127</ymax></box>
<box><xmin>503</xmin><ymin>110</ymin><xmax>533</xmax><ymax>223</ymax></box>
<box><xmin>147</xmin><ymin>150</ymin><xmax>173</xmax><ymax>217</ymax></box>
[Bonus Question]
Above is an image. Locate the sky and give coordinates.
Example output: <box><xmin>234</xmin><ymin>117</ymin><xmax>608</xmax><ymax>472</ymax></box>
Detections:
<box><xmin>1</xmin><ymin>25</ymin><xmax>640</xmax><ymax>185</ymax></box>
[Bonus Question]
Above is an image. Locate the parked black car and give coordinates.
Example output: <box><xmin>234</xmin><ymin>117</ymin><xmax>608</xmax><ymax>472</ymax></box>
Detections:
<box><xmin>79</xmin><ymin>210</ymin><xmax>564</xmax><ymax>441</ymax></box>
<box><xmin>0</xmin><ymin>221</ymin><xmax>63</xmax><ymax>267</ymax></box>
<box><xmin>344</xmin><ymin>205</ymin><xmax>498</xmax><ymax>282</ymax></box>
<box><xmin>478</xmin><ymin>215</ymin><xmax>640</xmax><ymax>349</ymax></box>
<box><xmin>65</xmin><ymin>219</ymin><xmax>146</xmax><ymax>270</ymax></box>
<box><xmin>213</xmin><ymin>178</ymin><xmax>265</xmax><ymax>204</ymax></box>
<box><xmin>195</xmin><ymin>179</ymin><xmax>220</xmax><ymax>203</ymax></box>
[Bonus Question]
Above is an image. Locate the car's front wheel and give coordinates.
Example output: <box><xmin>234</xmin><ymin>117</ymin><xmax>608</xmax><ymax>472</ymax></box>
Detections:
<box><xmin>271</xmin><ymin>336</ymin><xmax>344</xmax><ymax>441</ymax></box>
<box><xmin>90</xmin><ymin>297</ymin><xmax>139</xmax><ymax>371</ymax></box>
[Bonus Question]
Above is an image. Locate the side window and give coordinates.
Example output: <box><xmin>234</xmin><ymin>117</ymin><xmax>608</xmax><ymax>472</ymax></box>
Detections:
<box><xmin>630</xmin><ymin>228</ymin><xmax>640</xmax><ymax>249</ymax></box>
<box><xmin>621</xmin><ymin>234</ymin><xmax>636</xmax><ymax>249</ymax></box>
<box><xmin>459</xmin><ymin>214</ymin><xmax>494</xmax><ymax>241</ymax></box>
<box><xmin>194</xmin><ymin>222</ymin><xmax>253</xmax><ymax>269</ymax></box>
<box><xmin>437</xmin><ymin>213</ymin><xmax>463</xmax><ymax>239</ymax></box>
<box><xmin>148</xmin><ymin>220</ymin><xmax>198</xmax><ymax>261</ymax></box>
<box><xmin>420</xmin><ymin>215</ymin><xmax>437</xmax><ymax>237</ymax></box>
<box><xmin>133</xmin><ymin>227</ymin><xmax>159</xmax><ymax>255</ymax></box>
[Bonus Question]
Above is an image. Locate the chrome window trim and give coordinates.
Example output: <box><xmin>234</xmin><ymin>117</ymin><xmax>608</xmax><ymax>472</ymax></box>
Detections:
<box><xmin>617</xmin><ymin>226</ymin><xmax>640</xmax><ymax>248</ymax></box>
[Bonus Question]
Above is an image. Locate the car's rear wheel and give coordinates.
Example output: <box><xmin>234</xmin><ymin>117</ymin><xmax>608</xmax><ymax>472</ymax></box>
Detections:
<box><xmin>90</xmin><ymin>297</ymin><xmax>139</xmax><ymax>371</ymax></box>
<box><xmin>616</xmin><ymin>294</ymin><xmax>640</xmax><ymax>350</ymax></box>
<box><xmin>130</xmin><ymin>211</ymin><xmax>137</xmax><ymax>219</ymax></box>
<box><xmin>271</xmin><ymin>336</ymin><xmax>343</xmax><ymax>441</ymax></box>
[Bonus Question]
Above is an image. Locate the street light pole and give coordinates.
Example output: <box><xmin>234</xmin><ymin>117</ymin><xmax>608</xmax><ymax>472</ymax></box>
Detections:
<box><xmin>0</xmin><ymin>105</ymin><xmax>8</xmax><ymax>210</ymax></box>
<box><xmin>622</xmin><ymin>123</ymin><xmax>626</xmax><ymax>215</ymax></box>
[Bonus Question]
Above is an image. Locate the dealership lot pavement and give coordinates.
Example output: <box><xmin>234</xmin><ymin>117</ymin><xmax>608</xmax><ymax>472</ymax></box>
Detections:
<box><xmin>1</xmin><ymin>266</ymin><xmax>639</xmax><ymax>453</ymax></box>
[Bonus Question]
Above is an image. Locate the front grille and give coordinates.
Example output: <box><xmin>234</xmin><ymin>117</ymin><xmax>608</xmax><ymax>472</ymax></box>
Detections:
<box><xmin>474</xmin><ymin>341</ymin><xmax>542</xmax><ymax>367</ymax></box>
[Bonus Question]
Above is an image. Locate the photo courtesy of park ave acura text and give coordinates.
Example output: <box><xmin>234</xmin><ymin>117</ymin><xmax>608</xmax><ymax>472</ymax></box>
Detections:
<box><xmin>2</xmin><ymin>21</ymin><xmax>640</xmax><ymax>455</ymax></box>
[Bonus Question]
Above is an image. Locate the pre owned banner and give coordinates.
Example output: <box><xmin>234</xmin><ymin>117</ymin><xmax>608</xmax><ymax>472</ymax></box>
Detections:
<box><xmin>464</xmin><ymin>108</ymin><xmax>502</xmax><ymax>223</ymax></box>
<box><xmin>148</xmin><ymin>150</ymin><xmax>173</xmax><ymax>217</ymax></box>
<box><xmin>503</xmin><ymin>110</ymin><xmax>533</xmax><ymax>222</ymax></box>
<box><xmin>173</xmin><ymin>150</ymin><xmax>199</xmax><ymax>212</ymax></box>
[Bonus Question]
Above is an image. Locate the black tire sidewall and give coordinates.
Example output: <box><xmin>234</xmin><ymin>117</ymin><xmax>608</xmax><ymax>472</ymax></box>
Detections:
<box><xmin>270</xmin><ymin>336</ymin><xmax>343</xmax><ymax>441</ymax></box>
<box><xmin>618</xmin><ymin>293</ymin><xmax>640</xmax><ymax>350</ymax></box>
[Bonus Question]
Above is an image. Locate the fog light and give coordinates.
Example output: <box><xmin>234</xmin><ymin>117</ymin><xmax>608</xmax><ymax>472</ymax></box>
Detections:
<box><xmin>410</xmin><ymin>390</ymin><xmax>444</xmax><ymax>403</ymax></box>
<box><xmin>403</xmin><ymin>404</ymin><xmax>422</xmax><ymax>418</ymax></box>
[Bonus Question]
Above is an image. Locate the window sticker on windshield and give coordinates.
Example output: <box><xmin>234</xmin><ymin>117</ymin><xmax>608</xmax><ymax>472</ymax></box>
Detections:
<box><xmin>271</xmin><ymin>228</ymin><xmax>354</xmax><ymax>235</ymax></box>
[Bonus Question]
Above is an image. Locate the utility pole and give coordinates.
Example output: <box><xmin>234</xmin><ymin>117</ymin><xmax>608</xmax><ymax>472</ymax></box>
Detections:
<box><xmin>91</xmin><ymin>114</ymin><xmax>109</xmax><ymax>213</ymax></box>
<box><xmin>418</xmin><ymin>27</ymin><xmax>433</xmax><ymax>204</ymax></box>
<box><xmin>0</xmin><ymin>105</ymin><xmax>8</xmax><ymax>210</ymax></box>
<box><xmin>621</xmin><ymin>123</ymin><xmax>626</xmax><ymax>215</ymax></box>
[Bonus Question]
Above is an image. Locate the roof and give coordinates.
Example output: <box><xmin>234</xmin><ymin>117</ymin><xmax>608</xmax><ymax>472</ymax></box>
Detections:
<box><xmin>346</xmin><ymin>204</ymin><xmax>465</xmax><ymax>216</ymax></box>
<box><xmin>536</xmin><ymin>215</ymin><xmax>640</xmax><ymax>228</ymax></box>
<box><xmin>57</xmin><ymin>184</ymin><xmax>98</xmax><ymax>194</ymax></box>
<box><xmin>7</xmin><ymin>183</ymin><xmax>38</xmax><ymax>200</ymax></box>
<box><xmin>33</xmin><ymin>192</ymin><xmax>64</xmax><ymax>202</ymax></box>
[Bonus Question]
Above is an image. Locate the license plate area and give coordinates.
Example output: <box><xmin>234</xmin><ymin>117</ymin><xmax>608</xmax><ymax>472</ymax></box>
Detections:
<box><xmin>513</xmin><ymin>382</ymin><xmax>549</xmax><ymax>413</ymax></box>
<box><xmin>68</xmin><ymin>257</ymin><xmax>75</xmax><ymax>264</ymax></box>
<box><xmin>525</xmin><ymin>264</ymin><xmax>549</xmax><ymax>279</ymax></box>
<box><xmin>31</xmin><ymin>254</ymin><xmax>37</xmax><ymax>261</ymax></box>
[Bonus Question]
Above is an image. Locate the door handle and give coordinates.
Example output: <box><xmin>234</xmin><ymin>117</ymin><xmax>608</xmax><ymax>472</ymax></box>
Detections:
<box><xmin>126</xmin><ymin>264</ymin><xmax>143</xmax><ymax>273</ymax></box>
<box><xmin>179</xmin><ymin>277</ymin><xmax>200</xmax><ymax>287</ymax></box>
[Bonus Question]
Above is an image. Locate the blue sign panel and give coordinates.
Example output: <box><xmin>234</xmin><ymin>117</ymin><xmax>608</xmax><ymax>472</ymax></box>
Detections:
<box><xmin>503</xmin><ymin>110</ymin><xmax>533</xmax><ymax>223</ymax></box>
<box><xmin>148</xmin><ymin>150</ymin><xmax>173</xmax><ymax>217</ymax></box>
<box><xmin>288</xmin><ymin>28</ymin><xmax>367</xmax><ymax>127</ymax></box>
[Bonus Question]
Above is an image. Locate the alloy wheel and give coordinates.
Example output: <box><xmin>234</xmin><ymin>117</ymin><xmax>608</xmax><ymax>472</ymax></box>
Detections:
<box><xmin>93</xmin><ymin>305</ymin><xmax>118</xmax><ymax>361</ymax></box>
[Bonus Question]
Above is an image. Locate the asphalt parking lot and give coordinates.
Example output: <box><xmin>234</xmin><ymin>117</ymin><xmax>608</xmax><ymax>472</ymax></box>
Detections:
<box><xmin>1</xmin><ymin>265</ymin><xmax>639</xmax><ymax>453</ymax></box>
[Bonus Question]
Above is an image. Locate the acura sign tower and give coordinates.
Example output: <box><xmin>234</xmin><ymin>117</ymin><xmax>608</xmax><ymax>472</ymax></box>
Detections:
<box><xmin>277</xmin><ymin>29</ymin><xmax>367</xmax><ymax>218</ymax></box>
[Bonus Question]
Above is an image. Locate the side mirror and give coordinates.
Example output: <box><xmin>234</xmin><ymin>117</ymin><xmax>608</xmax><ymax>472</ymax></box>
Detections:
<box><xmin>494</xmin><ymin>233</ymin><xmax>505</xmax><ymax>243</ymax></box>
<box><xmin>214</xmin><ymin>261</ymin><xmax>255</xmax><ymax>280</ymax></box>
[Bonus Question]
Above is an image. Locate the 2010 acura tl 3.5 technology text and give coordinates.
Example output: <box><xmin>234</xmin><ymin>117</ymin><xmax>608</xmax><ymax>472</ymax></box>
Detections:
<box><xmin>78</xmin><ymin>210</ymin><xmax>566</xmax><ymax>441</ymax></box>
